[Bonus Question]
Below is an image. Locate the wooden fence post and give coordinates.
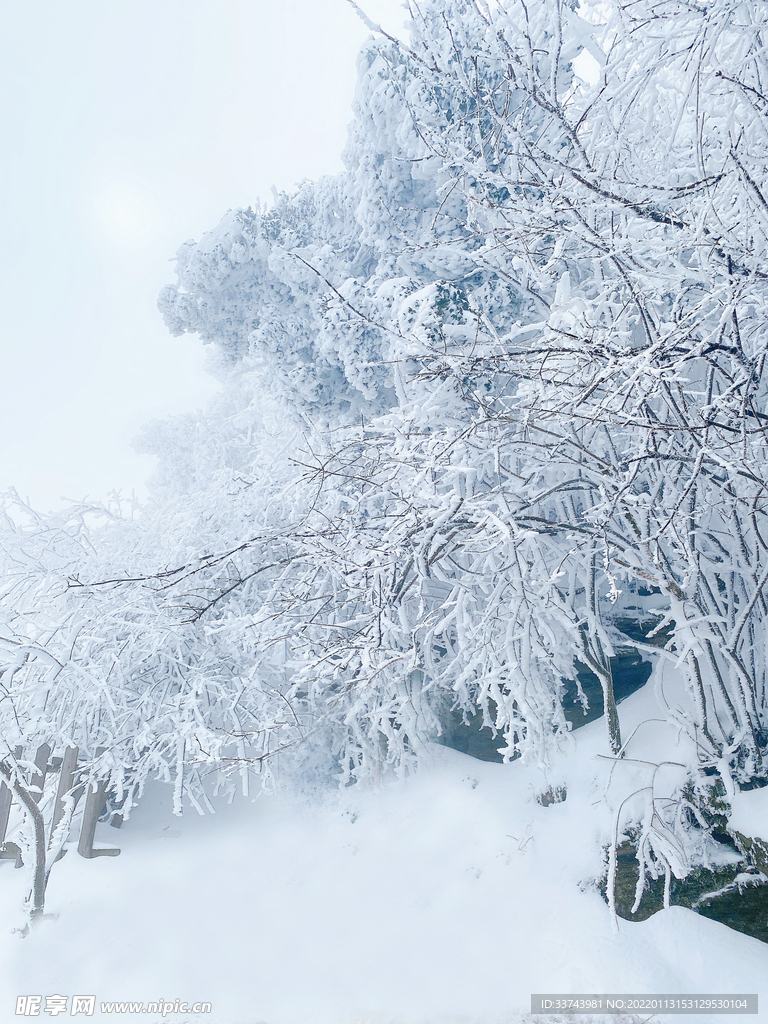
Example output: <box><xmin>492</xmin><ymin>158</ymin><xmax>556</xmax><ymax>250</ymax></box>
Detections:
<box><xmin>30</xmin><ymin>744</ymin><xmax>51</xmax><ymax>803</ymax></box>
<box><xmin>50</xmin><ymin>746</ymin><xmax>79</xmax><ymax>838</ymax></box>
<box><xmin>77</xmin><ymin>750</ymin><xmax>120</xmax><ymax>859</ymax></box>
<box><xmin>49</xmin><ymin>746</ymin><xmax>80</xmax><ymax>861</ymax></box>
<box><xmin>0</xmin><ymin>747</ymin><xmax>22</xmax><ymax>858</ymax></box>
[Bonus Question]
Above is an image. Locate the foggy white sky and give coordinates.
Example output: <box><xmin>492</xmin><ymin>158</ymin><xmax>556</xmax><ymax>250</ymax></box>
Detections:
<box><xmin>0</xmin><ymin>0</ymin><xmax>404</xmax><ymax>511</ymax></box>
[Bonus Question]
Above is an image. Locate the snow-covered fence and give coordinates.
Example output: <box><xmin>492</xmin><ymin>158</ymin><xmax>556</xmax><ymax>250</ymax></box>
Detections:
<box><xmin>0</xmin><ymin>744</ymin><xmax>121</xmax><ymax>873</ymax></box>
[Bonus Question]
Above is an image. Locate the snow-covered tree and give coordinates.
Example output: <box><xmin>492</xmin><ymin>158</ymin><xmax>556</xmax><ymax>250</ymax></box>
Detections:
<box><xmin>3</xmin><ymin>0</ymin><xmax>768</xmax><ymax>920</ymax></box>
<box><xmin>156</xmin><ymin>0</ymin><xmax>768</xmax><ymax>776</ymax></box>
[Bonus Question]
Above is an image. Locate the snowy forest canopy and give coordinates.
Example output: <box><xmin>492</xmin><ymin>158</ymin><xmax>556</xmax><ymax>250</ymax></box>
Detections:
<box><xmin>2</xmin><ymin>0</ymin><xmax>768</xmax><ymax>910</ymax></box>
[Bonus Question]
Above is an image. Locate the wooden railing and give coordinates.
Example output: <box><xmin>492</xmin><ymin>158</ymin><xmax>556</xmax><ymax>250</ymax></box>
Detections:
<box><xmin>0</xmin><ymin>745</ymin><xmax>121</xmax><ymax>868</ymax></box>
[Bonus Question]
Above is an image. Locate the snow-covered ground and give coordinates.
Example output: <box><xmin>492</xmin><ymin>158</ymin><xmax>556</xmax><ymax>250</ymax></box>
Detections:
<box><xmin>2</xmin><ymin>679</ymin><xmax>767</xmax><ymax>1024</ymax></box>
<box><xmin>731</xmin><ymin>786</ymin><xmax>768</xmax><ymax>842</ymax></box>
